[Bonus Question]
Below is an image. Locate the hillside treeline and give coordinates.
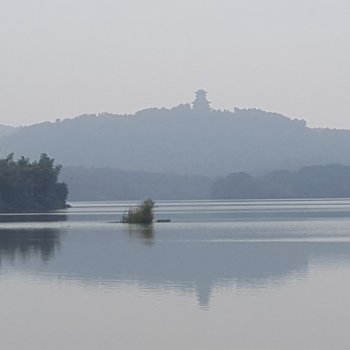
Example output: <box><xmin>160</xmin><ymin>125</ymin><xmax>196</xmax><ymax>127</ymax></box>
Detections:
<box><xmin>212</xmin><ymin>164</ymin><xmax>350</xmax><ymax>199</ymax></box>
<box><xmin>0</xmin><ymin>153</ymin><xmax>68</xmax><ymax>212</ymax></box>
<box><xmin>60</xmin><ymin>166</ymin><xmax>211</xmax><ymax>201</ymax></box>
<box><xmin>2</xmin><ymin>104</ymin><xmax>350</xmax><ymax>176</ymax></box>
<box><xmin>61</xmin><ymin>164</ymin><xmax>350</xmax><ymax>201</ymax></box>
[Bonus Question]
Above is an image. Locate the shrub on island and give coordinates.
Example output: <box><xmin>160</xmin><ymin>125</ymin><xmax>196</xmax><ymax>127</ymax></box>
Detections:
<box><xmin>122</xmin><ymin>199</ymin><xmax>155</xmax><ymax>224</ymax></box>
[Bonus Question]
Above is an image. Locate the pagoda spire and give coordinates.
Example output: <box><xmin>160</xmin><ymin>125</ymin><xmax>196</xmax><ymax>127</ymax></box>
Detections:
<box><xmin>192</xmin><ymin>90</ymin><xmax>211</xmax><ymax>112</ymax></box>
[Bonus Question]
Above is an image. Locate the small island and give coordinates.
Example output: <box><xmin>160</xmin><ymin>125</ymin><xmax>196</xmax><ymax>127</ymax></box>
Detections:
<box><xmin>0</xmin><ymin>153</ymin><xmax>68</xmax><ymax>212</ymax></box>
<box><xmin>121</xmin><ymin>199</ymin><xmax>155</xmax><ymax>224</ymax></box>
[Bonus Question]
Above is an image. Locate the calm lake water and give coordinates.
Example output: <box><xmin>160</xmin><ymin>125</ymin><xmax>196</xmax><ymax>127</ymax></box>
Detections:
<box><xmin>1</xmin><ymin>199</ymin><xmax>350</xmax><ymax>349</ymax></box>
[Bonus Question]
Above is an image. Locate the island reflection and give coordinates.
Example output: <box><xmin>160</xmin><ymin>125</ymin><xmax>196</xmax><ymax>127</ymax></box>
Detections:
<box><xmin>1</xmin><ymin>222</ymin><xmax>350</xmax><ymax>308</ymax></box>
<box><xmin>0</xmin><ymin>228</ymin><xmax>62</xmax><ymax>263</ymax></box>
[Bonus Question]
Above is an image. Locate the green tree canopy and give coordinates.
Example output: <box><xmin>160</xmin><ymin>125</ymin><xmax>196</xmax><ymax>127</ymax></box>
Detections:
<box><xmin>0</xmin><ymin>153</ymin><xmax>68</xmax><ymax>212</ymax></box>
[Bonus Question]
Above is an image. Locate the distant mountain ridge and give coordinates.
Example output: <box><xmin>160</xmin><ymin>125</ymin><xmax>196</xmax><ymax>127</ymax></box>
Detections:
<box><xmin>60</xmin><ymin>164</ymin><xmax>350</xmax><ymax>201</ymax></box>
<box><xmin>0</xmin><ymin>124</ymin><xmax>18</xmax><ymax>138</ymax></box>
<box><xmin>212</xmin><ymin>164</ymin><xmax>350</xmax><ymax>199</ymax></box>
<box><xmin>1</xmin><ymin>92</ymin><xmax>350</xmax><ymax>176</ymax></box>
<box><xmin>61</xmin><ymin>164</ymin><xmax>350</xmax><ymax>201</ymax></box>
<box><xmin>60</xmin><ymin>166</ymin><xmax>212</xmax><ymax>201</ymax></box>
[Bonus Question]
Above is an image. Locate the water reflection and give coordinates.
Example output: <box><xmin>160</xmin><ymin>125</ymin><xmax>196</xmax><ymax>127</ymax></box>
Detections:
<box><xmin>127</xmin><ymin>224</ymin><xmax>154</xmax><ymax>244</ymax></box>
<box><xmin>1</xmin><ymin>225</ymin><xmax>350</xmax><ymax>307</ymax></box>
<box><xmin>0</xmin><ymin>214</ymin><xmax>68</xmax><ymax>223</ymax></box>
<box><xmin>0</xmin><ymin>228</ymin><xmax>62</xmax><ymax>263</ymax></box>
<box><xmin>2</xmin><ymin>200</ymin><xmax>350</xmax><ymax>308</ymax></box>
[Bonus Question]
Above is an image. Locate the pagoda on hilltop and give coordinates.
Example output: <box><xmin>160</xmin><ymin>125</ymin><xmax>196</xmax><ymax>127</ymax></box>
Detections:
<box><xmin>192</xmin><ymin>90</ymin><xmax>211</xmax><ymax>113</ymax></box>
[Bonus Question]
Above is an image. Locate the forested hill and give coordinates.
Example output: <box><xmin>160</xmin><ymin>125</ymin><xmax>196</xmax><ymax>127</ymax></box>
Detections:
<box><xmin>212</xmin><ymin>164</ymin><xmax>350</xmax><ymax>199</ymax></box>
<box><xmin>61</xmin><ymin>164</ymin><xmax>350</xmax><ymax>201</ymax></box>
<box><xmin>1</xmin><ymin>104</ymin><xmax>350</xmax><ymax>176</ymax></box>
<box><xmin>60</xmin><ymin>166</ymin><xmax>212</xmax><ymax>201</ymax></box>
<box><xmin>0</xmin><ymin>124</ymin><xmax>18</xmax><ymax>138</ymax></box>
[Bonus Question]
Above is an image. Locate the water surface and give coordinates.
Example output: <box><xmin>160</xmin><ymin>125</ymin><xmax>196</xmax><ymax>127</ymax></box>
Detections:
<box><xmin>1</xmin><ymin>199</ymin><xmax>350</xmax><ymax>349</ymax></box>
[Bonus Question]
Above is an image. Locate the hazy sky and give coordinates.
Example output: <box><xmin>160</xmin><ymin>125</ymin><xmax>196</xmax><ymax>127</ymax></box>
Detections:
<box><xmin>1</xmin><ymin>0</ymin><xmax>349</xmax><ymax>128</ymax></box>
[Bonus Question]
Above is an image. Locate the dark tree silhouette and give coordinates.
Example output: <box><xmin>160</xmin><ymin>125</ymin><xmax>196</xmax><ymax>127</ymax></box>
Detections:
<box><xmin>0</xmin><ymin>153</ymin><xmax>68</xmax><ymax>212</ymax></box>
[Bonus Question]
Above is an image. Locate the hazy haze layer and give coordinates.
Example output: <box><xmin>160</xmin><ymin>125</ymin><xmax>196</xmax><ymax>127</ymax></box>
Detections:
<box><xmin>1</xmin><ymin>0</ymin><xmax>349</xmax><ymax>128</ymax></box>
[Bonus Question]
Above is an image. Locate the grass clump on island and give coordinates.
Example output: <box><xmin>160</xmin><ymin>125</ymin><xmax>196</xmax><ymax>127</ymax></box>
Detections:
<box><xmin>122</xmin><ymin>199</ymin><xmax>155</xmax><ymax>224</ymax></box>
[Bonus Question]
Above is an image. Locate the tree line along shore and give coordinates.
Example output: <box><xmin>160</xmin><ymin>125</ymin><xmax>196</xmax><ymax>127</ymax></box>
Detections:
<box><xmin>2</xmin><ymin>153</ymin><xmax>350</xmax><ymax>213</ymax></box>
